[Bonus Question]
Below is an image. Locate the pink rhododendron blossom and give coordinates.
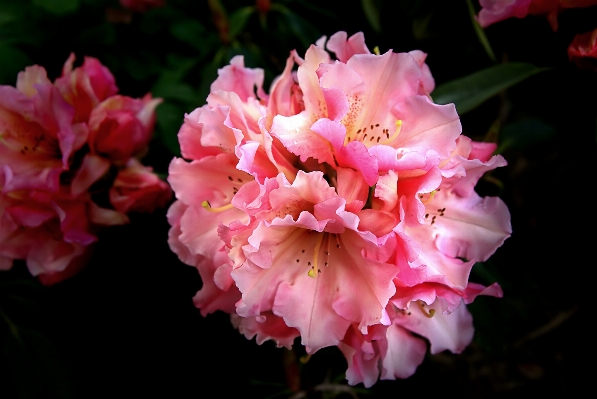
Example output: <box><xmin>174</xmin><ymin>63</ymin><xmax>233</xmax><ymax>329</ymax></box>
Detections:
<box><xmin>110</xmin><ymin>159</ymin><xmax>172</xmax><ymax>213</ymax></box>
<box><xmin>477</xmin><ymin>0</ymin><xmax>597</xmax><ymax>30</ymax></box>
<box><xmin>167</xmin><ymin>31</ymin><xmax>511</xmax><ymax>386</ymax></box>
<box><xmin>568</xmin><ymin>28</ymin><xmax>597</xmax><ymax>70</ymax></box>
<box><xmin>0</xmin><ymin>54</ymin><xmax>171</xmax><ymax>284</ymax></box>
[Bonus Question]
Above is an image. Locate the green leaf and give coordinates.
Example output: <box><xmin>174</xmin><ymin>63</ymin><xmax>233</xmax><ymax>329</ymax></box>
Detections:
<box><xmin>229</xmin><ymin>6</ymin><xmax>255</xmax><ymax>40</ymax></box>
<box><xmin>361</xmin><ymin>0</ymin><xmax>381</xmax><ymax>33</ymax></box>
<box><xmin>4</xmin><ymin>327</ymin><xmax>76</xmax><ymax>399</ymax></box>
<box><xmin>122</xmin><ymin>52</ymin><xmax>161</xmax><ymax>81</ymax></box>
<box><xmin>466</xmin><ymin>0</ymin><xmax>496</xmax><ymax>62</ymax></box>
<box><xmin>0</xmin><ymin>1</ymin><xmax>27</xmax><ymax>26</ymax></box>
<box><xmin>152</xmin><ymin>57</ymin><xmax>199</xmax><ymax>105</ymax></box>
<box><xmin>170</xmin><ymin>19</ymin><xmax>207</xmax><ymax>51</ymax></box>
<box><xmin>156</xmin><ymin>102</ymin><xmax>185</xmax><ymax>156</ymax></box>
<box><xmin>412</xmin><ymin>12</ymin><xmax>433</xmax><ymax>40</ymax></box>
<box><xmin>152</xmin><ymin>82</ymin><xmax>199</xmax><ymax>105</ymax></box>
<box><xmin>432</xmin><ymin>63</ymin><xmax>549</xmax><ymax>114</ymax></box>
<box><xmin>32</xmin><ymin>0</ymin><xmax>79</xmax><ymax>15</ymax></box>
<box><xmin>0</xmin><ymin>18</ymin><xmax>48</xmax><ymax>46</ymax></box>
<box><xmin>74</xmin><ymin>23</ymin><xmax>116</xmax><ymax>46</ymax></box>
<box><xmin>272</xmin><ymin>4</ymin><xmax>320</xmax><ymax>49</ymax></box>
<box><xmin>496</xmin><ymin>118</ymin><xmax>557</xmax><ymax>153</ymax></box>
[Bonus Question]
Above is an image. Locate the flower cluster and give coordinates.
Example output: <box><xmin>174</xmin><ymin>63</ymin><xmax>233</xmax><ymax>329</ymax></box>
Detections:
<box><xmin>0</xmin><ymin>54</ymin><xmax>171</xmax><ymax>285</ymax></box>
<box><xmin>167</xmin><ymin>32</ymin><xmax>511</xmax><ymax>386</ymax></box>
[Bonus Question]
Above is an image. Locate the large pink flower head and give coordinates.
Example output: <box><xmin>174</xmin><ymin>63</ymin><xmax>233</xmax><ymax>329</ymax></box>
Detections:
<box><xmin>167</xmin><ymin>31</ymin><xmax>511</xmax><ymax>386</ymax></box>
<box><xmin>0</xmin><ymin>54</ymin><xmax>170</xmax><ymax>284</ymax></box>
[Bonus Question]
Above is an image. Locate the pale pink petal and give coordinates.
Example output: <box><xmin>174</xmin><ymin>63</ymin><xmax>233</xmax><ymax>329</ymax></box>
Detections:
<box><xmin>391</xmin><ymin>95</ymin><xmax>461</xmax><ymax>159</ymax></box>
<box><xmin>178</xmin><ymin>107</ymin><xmax>229</xmax><ymax>160</ymax></box>
<box><xmin>193</xmin><ymin>252</ymin><xmax>241</xmax><ymax>316</ymax></box>
<box><xmin>89</xmin><ymin>202</ymin><xmax>129</xmax><ymax>225</ymax></box>
<box><xmin>167</xmin><ymin>201</ymin><xmax>203</xmax><ymax>266</ymax></box>
<box><xmin>232</xmin><ymin>312</ymin><xmax>300</xmax><ymax>349</ymax></box>
<box><xmin>463</xmin><ymin>281</ymin><xmax>504</xmax><ymax>303</ymax></box>
<box><xmin>211</xmin><ymin>55</ymin><xmax>267</xmax><ymax>102</ymax></box>
<box><xmin>208</xmin><ymin>90</ymin><xmax>263</xmax><ymax>145</ymax></box>
<box><xmin>335</xmin><ymin>167</ymin><xmax>368</xmax><ymax>213</ymax></box>
<box><xmin>26</xmin><ymin>239</ymin><xmax>87</xmax><ymax>277</ymax></box>
<box><xmin>422</xmin><ymin>188</ymin><xmax>512</xmax><ymax>265</ymax></box>
<box><xmin>168</xmin><ymin>154</ymin><xmax>250</xmax><ymax>208</ymax></box>
<box><xmin>339</xmin><ymin>324</ymin><xmax>383</xmax><ymax>388</ymax></box>
<box><xmin>340</xmin><ymin>51</ymin><xmax>421</xmax><ymax>142</ymax></box>
<box><xmin>395</xmin><ymin>299</ymin><xmax>474</xmax><ymax>354</ymax></box>
<box><xmin>380</xmin><ymin>323</ymin><xmax>427</xmax><ymax>380</ymax></box>
<box><xmin>335</xmin><ymin>140</ymin><xmax>379</xmax><ymax>186</ymax></box>
<box><xmin>391</xmin><ymin>283</ymin><xmax>464</xmax><ymax>314</ymax></box>
<box><xmin>51</xmin><ymin>201</ymin><xmax>96</xmax><ymax>245</ymax></box>
<box><xmin>270</xmin><ymin>113</ymin><xmax>336</xmax><ymax>165</ymax></box>
<box><xmin>294</xmin><ymin>44</ymin><xmax>332</xmax><ymax>119</ymax></box>
<box><xmin>267</xmin><ymin>54</ymin><xmax>300</xmax><ymax>120</ymax></box>
<box><xmin>235</xmin><ymin>140</ymin><xmax>280</xmax><ymax>182</ymax></box>
<box><xmin>16</xmin><ymin>65</ymin><xmax>52</xmax><ymax>96</ymax></box>
<box><xmin>5</xmin><ymin>204</ymin><xmax>54</xmax><ymax>227</ymax></box>
<box><xmin>326</xmin><ymin>31</ymin><xmax>371</xmax><ymax>62</ymax></box>
<box><xmin>178</xmin><ymin>200</ymin><xmax>246</xmax><ymax>262</ymax></box>
<box><xmin>369</xmin><ymin>145</ymin><xmax>440</xmax><ymax>174</ymax></box>
<box><xmin>396</xmin><ymin>168</ymin><xmax>443</xmax><ymax>226</ymax></box>
<box><xmin>409</xmin><ymin>50</ymin><xmax>435</xmax><ymax>94</ymax></box>
<box><xmin>71</xmin><ymin>154</ymin><xmax>110</xmax><ymax>196</ymax></box>
<box><xmin>109</xmin><ymin>159</ymin><xmax>172</xmax><ymax>214</ymax></box>
<box><xmin>476</xmin><ymin>0</ymin><xmax>532</xmax><ymax>28</ymax></box>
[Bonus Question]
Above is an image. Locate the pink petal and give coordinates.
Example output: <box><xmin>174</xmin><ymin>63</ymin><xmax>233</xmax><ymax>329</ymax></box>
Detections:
<box><xmin>325</xmin><ymin>31</ymin><xmax>371</xmax><ymax>62</ymax></box>
<box><xmin>396</xmin><ymin>299</ymin><xmax>474</xmax><ymax>354</ymax></box>
<box><xmin>380</xmin><ymin>324</ymin><xmax>427</xmax><ymax>380</ymax></box>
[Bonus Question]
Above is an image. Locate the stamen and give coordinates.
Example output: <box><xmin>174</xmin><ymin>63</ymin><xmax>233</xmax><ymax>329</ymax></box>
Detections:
<box><xmin>417</xmin><ymin>301</ymin><xmax>436</xmax><ymax>318</ymax></box>
<box><xmin>309</xmin><ymin>233</ymin><xmax>325</xmax><ymax>277</ymax></box>
<box><xmin>380</xmin><ymin>120</ymin><xmax>402</xmax><ymax>145</ymax></box>
<box><xmin>373</xmin><ymin>46</ymin><xmax>380</xmax><ymax>56</ymax></box>
<box><xmin>420</xmin><ymin>189</ymin><xmax>437</xmax><ymax>204</ymax></box>
<box><xmin>300</xmin><ymin>354</ymin><xmax>311</xmax><ymax>364</ymax></box>
<box><xmin>202</xmin><ymin>201</ymin><xmax>234</xmax><ymax>213</ymax></box>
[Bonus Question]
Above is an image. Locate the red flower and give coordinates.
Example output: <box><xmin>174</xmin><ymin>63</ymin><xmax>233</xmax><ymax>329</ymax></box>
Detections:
<box><xmin>568</xmin><ymin>28</ymin><xmax>597</xmax><ymax>70</ymax></box>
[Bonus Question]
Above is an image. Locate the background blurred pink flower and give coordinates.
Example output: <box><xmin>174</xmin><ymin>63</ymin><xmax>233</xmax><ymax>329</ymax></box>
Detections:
<box><xmin>477</xmin><ymin>0</ymin><xmax>597</xmax><ymax>30</ymax></box>
<box><xmin>110</xmin><ymin>159</ymin><xmax>172</xmax><ymax>213</ymax></box>
<box><xmin>568</xmin><ymin>28</ymin><xmax>597</xmax><ymax>70</ymax></box>
<box><xmin>0</xmin><ymin>54</ymin><xmax>170</xmax><ymax>284</ymax></box>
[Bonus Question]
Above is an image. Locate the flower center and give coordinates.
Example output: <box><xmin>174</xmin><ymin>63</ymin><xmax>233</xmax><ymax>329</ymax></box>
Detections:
<box><xmin>305</xmin><ymin>232</ymin><xmax>340</xmax><ymax>278</ymax></box>
<box><xmin>344</xmin><ymin>119</ymin><xmax>402</xmax><ymax>147</ymax></box>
